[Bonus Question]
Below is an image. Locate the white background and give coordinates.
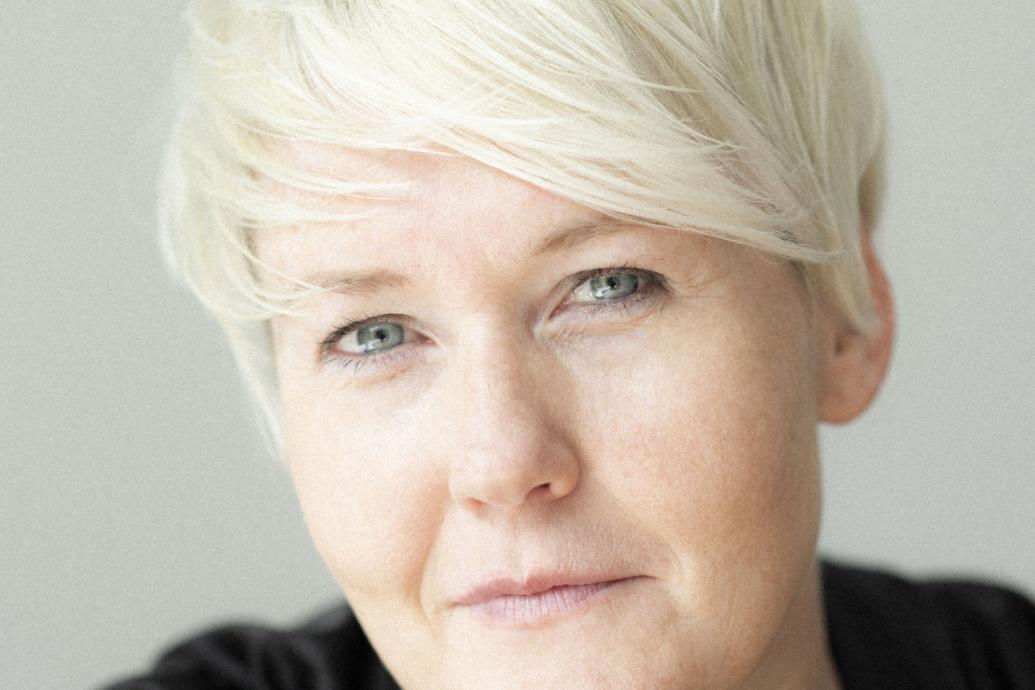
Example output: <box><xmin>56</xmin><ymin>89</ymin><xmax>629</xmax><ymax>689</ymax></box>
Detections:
<box><xmin>2</xmin><ymin>3</ymin><xmax>1033</xmax><ymax>688</ymax></box>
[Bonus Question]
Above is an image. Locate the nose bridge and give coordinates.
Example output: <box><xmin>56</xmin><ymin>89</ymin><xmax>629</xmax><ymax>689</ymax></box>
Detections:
<box><xmin>447</xmin><ymin>321</ymin><xmax>578</xmax><ymax>514</ymax></box>
<box><xmin>467</xmin><ymin>328</ymin><xmax>537</xmax><ymax>428</ymax></box>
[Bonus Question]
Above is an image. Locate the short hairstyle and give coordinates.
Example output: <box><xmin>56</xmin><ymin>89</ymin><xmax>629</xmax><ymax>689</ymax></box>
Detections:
<box><xmin>161</xmin><ymin>0</ymin><xmax>887</xmax><ymax>452</ymax></box>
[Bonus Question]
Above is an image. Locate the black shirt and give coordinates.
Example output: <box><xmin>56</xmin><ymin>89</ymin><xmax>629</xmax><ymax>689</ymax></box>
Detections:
<box><xmin>103</xmin><ymin>560</ymin><xmax>1035</xmax><ymax>689</ymax></box>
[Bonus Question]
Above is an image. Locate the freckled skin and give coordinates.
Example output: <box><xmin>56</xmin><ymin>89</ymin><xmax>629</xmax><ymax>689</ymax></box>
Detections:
<box><xmin>259</xmin><ymin>148</ymin><xmax>870</xmax><ymax>690</ymax></box>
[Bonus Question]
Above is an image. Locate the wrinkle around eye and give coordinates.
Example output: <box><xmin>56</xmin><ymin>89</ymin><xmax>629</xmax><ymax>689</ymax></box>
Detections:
<box><xmin>312</xmin><ymin>265</ymin><xmax>674</xmax><ymax>379</ymax></box>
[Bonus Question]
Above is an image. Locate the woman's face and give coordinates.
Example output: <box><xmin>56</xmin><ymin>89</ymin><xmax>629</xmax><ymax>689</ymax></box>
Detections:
<box><xmin>261</xmin><ymin>148</ymin><xmax>834</xmax><ymax>689</ymax></box>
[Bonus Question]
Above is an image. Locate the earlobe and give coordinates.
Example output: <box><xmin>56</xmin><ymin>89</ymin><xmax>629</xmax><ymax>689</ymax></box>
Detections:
<box><xmin>818</xmin><ymin>225</ymin><xmax>895</xmax><ymax>425</ymax></box>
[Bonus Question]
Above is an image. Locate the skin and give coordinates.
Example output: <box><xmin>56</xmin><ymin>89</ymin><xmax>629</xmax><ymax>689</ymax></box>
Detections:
<box><xmin>259</xmin><ymin>146</ymin><xmax>893</xmax><ymax>690</ymax></box>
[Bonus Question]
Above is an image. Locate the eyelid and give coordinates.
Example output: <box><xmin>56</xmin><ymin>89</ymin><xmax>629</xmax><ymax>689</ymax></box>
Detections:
<box><xmin>562</xmin><ymin>262</ymin><xmax>651</xmax><ymax>303</ymax></box>
<box><xmin>551</xmin><ymin>263</ymin><xmax>665</xmax><ymax>314</ymax></box>
<box><xmin>320</xmin><ymin>264</ymin><xmax>666</xmax><ymax>370</ymax></box>
<box><xmin>566</xmin><ymin>262</ymin><xmax>636</xmax><ymax>290</ymax></box>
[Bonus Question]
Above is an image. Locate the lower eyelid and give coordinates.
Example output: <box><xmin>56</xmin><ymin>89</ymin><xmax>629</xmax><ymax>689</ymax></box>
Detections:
<box><xmin>329</xmin><ymin>343</ymin><xmax>414</xmax><ymax>374</ymax></box>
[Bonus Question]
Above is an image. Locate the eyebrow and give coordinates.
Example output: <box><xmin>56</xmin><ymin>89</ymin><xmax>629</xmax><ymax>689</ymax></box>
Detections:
<box><xmin>302</xmin><ymin>268</ymin><xmax>410</xmax><ymax>296</ymax></box>
<box><xmin>303</xmin><ymin>221</ymin><xmax>640</xmax><ymax>296</ymax></box>
<box><xmin>530</xmin><ymin>221</ymin><xmax>635</xmax><ymax>256</ymax></box>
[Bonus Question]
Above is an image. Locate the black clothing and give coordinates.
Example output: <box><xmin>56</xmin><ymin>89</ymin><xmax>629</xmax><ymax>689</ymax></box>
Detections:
<box><xmin>103</xmin><ymin>560</ymin><xmax>1035</xmax><ymax>689</ymax></box>
<box><xmin>823</xmin><ymin>561</ymin><xmax>1035</xmax><ymax>689</ymax></box>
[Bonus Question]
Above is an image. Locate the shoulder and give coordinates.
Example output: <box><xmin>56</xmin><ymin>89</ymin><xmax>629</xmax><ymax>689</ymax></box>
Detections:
<box><xmin>822</xmin><ymin>559</ymin><xmax>1035</xmax><ymax>690</ymax></box>
<box><xmin>101</xmin><ymin>602</ymin><xmax>399</xmax><ymax>690</ymax></box>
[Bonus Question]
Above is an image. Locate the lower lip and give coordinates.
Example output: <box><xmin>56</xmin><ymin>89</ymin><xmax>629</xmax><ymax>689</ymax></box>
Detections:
<box><xmin>468</xmin><ymin>578</ymin><xmax>636</xmax><ymax>626</ymax></box>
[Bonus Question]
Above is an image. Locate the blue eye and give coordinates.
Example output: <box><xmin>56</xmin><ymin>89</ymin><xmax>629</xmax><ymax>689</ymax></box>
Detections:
<box><xmin>352</xmin><ymin>323</ymin><xmax>405</xmax><ymax>353</ymax></box>
<box><xmin>321</xmin><ymin>266</ymin><xmax>664</xmax><ymax>374</ymax></box>
<box><xmin>573</xmin><ymin>270</ymin><xmax>641</xmax><ymax>302</ymax></box>
<box><xmin>329</xmin><ymin>322</ymin><xmax>405</xmax><ymax>360</ymax></box>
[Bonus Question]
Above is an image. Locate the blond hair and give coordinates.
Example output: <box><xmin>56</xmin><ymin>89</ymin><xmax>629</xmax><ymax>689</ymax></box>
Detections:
<box><xmin>161</xmin><ymin>0</ymin><xmax>887</xmax><ymax>451</ymax></box>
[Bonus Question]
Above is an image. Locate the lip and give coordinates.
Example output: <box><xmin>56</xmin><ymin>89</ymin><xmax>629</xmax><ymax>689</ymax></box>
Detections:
<box><xmin>455</xmin><ymin>573</ymin><xmax>642</xmax><ymax>626</ymax></box>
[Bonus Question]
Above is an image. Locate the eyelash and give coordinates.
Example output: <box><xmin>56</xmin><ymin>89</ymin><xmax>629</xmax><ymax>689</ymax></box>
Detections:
<box><xmin>320</xmin><ymin>264</ymin><xmax>666</xmax><ymax>376</ymax></box>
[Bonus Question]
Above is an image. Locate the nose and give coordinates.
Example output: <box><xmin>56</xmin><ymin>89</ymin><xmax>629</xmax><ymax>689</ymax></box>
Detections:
<box><xmin>445</xmin><ymin>335</ymin><xmax>580</xmax><ymax>517</ymax></box>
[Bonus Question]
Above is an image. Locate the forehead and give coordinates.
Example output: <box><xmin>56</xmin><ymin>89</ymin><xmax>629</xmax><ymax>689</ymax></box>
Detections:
<box><xmin>254</xmin><ymin>143</ymin><xmax>617</xmax><ymax>277</ymax></box>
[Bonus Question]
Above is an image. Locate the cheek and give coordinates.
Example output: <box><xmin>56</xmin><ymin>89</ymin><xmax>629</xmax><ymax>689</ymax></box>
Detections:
<box><xmin>577</xmin><ymin>296</ymin><xmax>822</xmax><ymax>606</ymax></box>
<box><xmin>281</xmin><ymin>383</ymin><xmax>445</xmax><ymax>606</ymax></box>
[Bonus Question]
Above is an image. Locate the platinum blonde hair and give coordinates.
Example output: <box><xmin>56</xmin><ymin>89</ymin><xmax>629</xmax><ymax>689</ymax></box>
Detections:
<box><xmin>161</xmin><ymin>0</ymin><xmax>887</xmax><ymax>451</ymax></box>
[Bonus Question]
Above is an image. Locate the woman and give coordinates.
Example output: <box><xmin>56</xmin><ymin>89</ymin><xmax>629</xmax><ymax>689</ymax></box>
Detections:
<box><xmin>108</xmin><ymin>1</ymin><xmax>1035</xmax><ymax>688</ymax></box>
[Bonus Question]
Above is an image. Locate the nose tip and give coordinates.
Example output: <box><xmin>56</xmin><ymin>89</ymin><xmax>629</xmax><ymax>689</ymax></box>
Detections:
<box><xmin>446</xmin><ymin>353</ymin><xmax>580</xmax><ymax>516</ymax></box>
<box><xmin>452</xmin><ymin>449</ymin><xmax>579</xmax><ymax>515</ymax></box>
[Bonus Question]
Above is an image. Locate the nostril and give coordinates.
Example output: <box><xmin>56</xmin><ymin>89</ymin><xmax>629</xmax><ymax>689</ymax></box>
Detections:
<box><xmin>461</xmin><ymin>496</ymin><xmax>487</xmax><ymax>515</ymax></box>
<box><xmin>448</xmin><ymin>428</ymin><xmax>581</xmax><ymax>512</ymax></box>
<box><xmin>529</xmin><ymin>482</ymin><xmax>555</xmax><ymax>500</ymax></box>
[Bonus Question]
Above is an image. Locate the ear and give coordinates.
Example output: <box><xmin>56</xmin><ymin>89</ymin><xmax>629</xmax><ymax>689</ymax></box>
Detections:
<box><xmin>818</xmin><ymin>223</ymin><xmax>895</xmax><ymax>424</ymax></box>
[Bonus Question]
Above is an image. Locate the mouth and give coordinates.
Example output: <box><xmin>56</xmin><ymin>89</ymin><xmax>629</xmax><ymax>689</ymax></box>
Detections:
<box><xmin>455</xmin><ymin>574</ymin><xmax>643</xmax><ymax>626</ymax></box>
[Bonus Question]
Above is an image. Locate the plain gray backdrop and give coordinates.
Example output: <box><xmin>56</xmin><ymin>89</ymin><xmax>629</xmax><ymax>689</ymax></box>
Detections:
<box><xmin>2</xmin><ymin>3</ymin><xmax>1033</xmax><ymax>689</ymax></box>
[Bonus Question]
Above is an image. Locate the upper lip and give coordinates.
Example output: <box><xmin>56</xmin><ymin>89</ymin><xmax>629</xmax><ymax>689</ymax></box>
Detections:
<box><xmin>455</xmin><ymin>572</ymin><xmax>633</xmax><ymax>606</ymax></box>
